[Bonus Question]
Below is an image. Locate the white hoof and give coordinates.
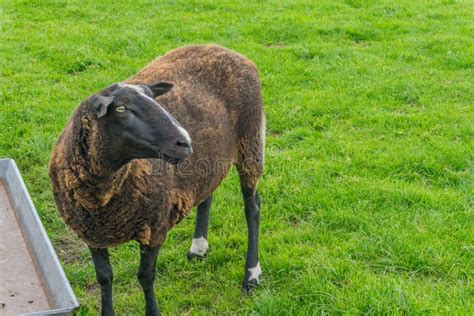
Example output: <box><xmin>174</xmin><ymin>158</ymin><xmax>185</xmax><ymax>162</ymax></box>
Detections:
<box><xmin>189</xmin><ymin>237</ymin><xmax>208</xmax><ymax>257</ymax></box>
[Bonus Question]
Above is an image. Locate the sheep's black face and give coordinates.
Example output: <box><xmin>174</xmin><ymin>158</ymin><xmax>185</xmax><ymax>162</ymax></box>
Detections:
<box><xmin>89</xmin><ymin>82</ymin><xmax>192</xmax><ymax>166</ymax></box>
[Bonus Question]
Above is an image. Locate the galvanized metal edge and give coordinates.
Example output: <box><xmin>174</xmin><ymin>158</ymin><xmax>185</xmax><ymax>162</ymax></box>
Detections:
<box><xmin>0</xmin><ymin>158</ymin><xmax>79</xmax><ymax>315</ymax></box>
<box><xmin>22</xmin><ymin>307</ymin><xmax>77</xmax><ymax>316</ymax></box>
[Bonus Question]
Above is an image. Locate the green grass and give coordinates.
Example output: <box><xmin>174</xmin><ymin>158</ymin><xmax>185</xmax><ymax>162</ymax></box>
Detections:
<box><xmin>1</xmin><ymin>0</ymin><xmax>473</xmax><ymax>314</ymax></box>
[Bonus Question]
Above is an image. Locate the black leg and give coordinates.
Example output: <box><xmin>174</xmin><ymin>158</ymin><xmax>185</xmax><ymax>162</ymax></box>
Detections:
<box><xmin>138</xmin><ymin>244</ymin><xmax>160</xmax><ymax>316</ymax></box>
<box><xmin>187</xmin><ymin>194</ymin><xmax>213</xmax><ymax>260</ymax></box>
<box><xmin>90</xmin><ymin>247</ymin><xmax>115</xmax><ymax>316</ymax></box>
<box><xmin>241</xmin><ymin>186</ymin><xmax>261</xmax><ymax>295</ymax></box>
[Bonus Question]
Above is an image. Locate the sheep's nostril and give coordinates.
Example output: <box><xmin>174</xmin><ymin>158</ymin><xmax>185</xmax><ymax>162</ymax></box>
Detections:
<box><xmin>175</xmin><ymin>139</ymin><xmax>193</xmax><ymax>155</ymax></box>
<box><xmin>176</xmin><ymin>140</ymin><xmax>191</xmax><ymax>149</ymax></box>
<box><xmin>176</xmin><ymin>140</ymin><xmax>193</xmax><ymax>155</ymax></box>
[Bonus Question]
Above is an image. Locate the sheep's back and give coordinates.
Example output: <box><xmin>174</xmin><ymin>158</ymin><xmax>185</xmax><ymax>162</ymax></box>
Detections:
<box><xmin>127</xmin><ymin>45</ymin><xmax>263</xmax><ymax>206</ymax></box>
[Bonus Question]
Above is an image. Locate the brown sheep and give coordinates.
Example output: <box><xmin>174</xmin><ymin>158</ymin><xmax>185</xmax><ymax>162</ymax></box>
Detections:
<box><xmin>49</xmin><ymin>45</ymin><xmax>265</xmax><ymax>316</ymax></box>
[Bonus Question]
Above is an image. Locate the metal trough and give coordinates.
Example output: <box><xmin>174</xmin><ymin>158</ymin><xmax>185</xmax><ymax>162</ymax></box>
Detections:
<box><xmin>0</xmin><ymin>158</ymin><xmax>79</xmax><ymax>315</ymax></box>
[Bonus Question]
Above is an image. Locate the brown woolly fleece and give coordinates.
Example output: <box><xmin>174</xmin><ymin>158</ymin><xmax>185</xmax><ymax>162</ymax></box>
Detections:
<box><xmin>49</xmin><ymin>45</ymin><xmax>264</xmax><ymax>248</ymax></box>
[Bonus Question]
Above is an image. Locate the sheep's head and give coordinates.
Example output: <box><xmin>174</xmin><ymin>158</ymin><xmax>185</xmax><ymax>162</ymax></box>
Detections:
<box><xmin>85</xmin><ymin>82</ymin><xmax>192</xmax><ymax>167</ymax></box>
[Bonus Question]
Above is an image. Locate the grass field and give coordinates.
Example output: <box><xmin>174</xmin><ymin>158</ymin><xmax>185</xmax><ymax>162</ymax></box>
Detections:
<box><xmin>1</xmin><ymin>0</ymin><xmax>473</xmax><ymax>314</ymax></box>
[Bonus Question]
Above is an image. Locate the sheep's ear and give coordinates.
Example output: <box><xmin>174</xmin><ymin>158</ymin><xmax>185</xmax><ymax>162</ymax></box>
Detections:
<box><xmin>91</xmin><ymin>95</ymin><xmax>114</xmax><ymax>118</ymax></box>
<box><xmin>146</xmin><ymin>82</ymin><xmax>173</xmax><ymax>98</ymax></box>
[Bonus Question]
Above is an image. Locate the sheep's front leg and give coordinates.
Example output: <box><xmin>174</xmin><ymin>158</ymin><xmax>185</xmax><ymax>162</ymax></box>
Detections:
<box><xmin>90</xmin><ymin>247</ymin><xmax>115</xmax><ymax>316</ymax></box>
<box><xmin>241</xmin><ymin>186</ymin><xmax>261</xmax><ymax>295</ymax></box>
<box><xmin>138</xmin><ymin>244</ymin><xmax>161</xmax><ymax>316</ymax></box>
<box><xmin>188</xmin><ymin>194</ymin><xmax>213</xmax><ymax>260</ymax></box>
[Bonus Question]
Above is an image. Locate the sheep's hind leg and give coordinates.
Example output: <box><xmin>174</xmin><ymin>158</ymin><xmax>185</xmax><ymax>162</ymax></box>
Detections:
<box><xmin>90</xmin><ymin>247</ymin><xmax>115</xmax><ymax>316</ymax></box>
<box><xmin>138</xmin><ymin>244</ymin><xmax>161</xmax><ymax>316</ymax></box>
<box><xmin>187</xmin><ymin>194</ymin><xmax>213</xmax><ymax>260</ymax></box>
<box><xmin>239</xmin><ymin>172</ymin><xmax>262</xmax><ymax>295</ymax></box>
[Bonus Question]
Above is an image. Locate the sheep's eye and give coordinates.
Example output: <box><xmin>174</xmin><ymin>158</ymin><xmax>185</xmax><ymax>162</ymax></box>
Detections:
<box><xmin>116</xmin><ymin>106</ymin><xmax>126</xmax><ymax>113</ymax></box>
